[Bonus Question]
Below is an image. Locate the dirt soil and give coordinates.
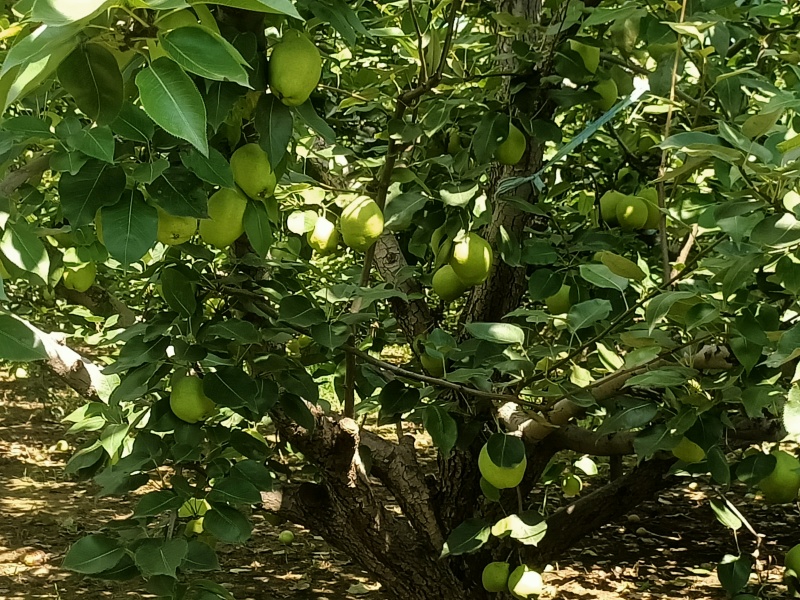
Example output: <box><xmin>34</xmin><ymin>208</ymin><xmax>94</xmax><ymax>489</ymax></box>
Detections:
<box><xmin>0</xmin><ymin>368</ymin><xmax>795</xmax><ymax>600</ymax></box>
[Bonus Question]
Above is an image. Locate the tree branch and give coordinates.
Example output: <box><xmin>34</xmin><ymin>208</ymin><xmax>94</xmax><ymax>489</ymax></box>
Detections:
<box><xmin>12</xmin><ymin>315</ymin><xmax>108</xmax><ymax>402</ymax></box>
<box><xmin>0</xmin><ymin>154</ymin><xmax>50</xmax><ymax>198</ymax></box>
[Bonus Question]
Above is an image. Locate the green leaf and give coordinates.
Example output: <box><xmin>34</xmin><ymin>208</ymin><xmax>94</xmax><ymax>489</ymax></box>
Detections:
<box><xmin>160</xmin><ymin>26</ymin><xmax>250</xmax><ymax>86</ymax></box>
<box><xmin>243</xmin><ymin>201</ymin><xmax>274</xmax><ymax>258</ymax></box>
<box><xmin>58</xmin><ymin>159</ymin><xmax>126</xmax><ymax>226</ymax></box>
<box><xmin>440</xmin><ymin>518</ymin><xmax>491</xmax><ymax>557</ymax></box>
<box><xmin>160</xmin><ymin>267</ymin><xmax>196</xmax><ymax>317</ymax></box>
<box><xmin>735</xmin><ymin>453</ymin><xmax>775</xmax><ymax>485</ymax></box>
<box><xmin>62</xmin><ymin>535</ymin><xmax>125</xmax><ymax>574</ymax></box>
<box><xmin>567</xmin><ymin>299</ymin><xmax>612</xmax><ymax>332</ymax></box>
<box><xmin>750</xmin><ymin>213</ymin><xmax>800</xmax><ymax>247</ymax></box>
<box><xmin>279</xmin><ymin>393</ymin><xmax>316</xmax><ymax>432</ymax></box>
<box><xmin>0</xmin><ymin>221</ymin><xmax>50</xmax><ymax>284</ymax></box>
<box><xmin>0</xmin><ymin>315</ymin><xmax>48</xmax><ymax>361</ymax></box>
<box><xmin>490</xmin><ymin>511</ymin><xmax>547</xmax><ymax>546</ymax></box>
<box><xmin>99</xmin><ymin>190</ymin><xmax>158</xmax><ymax>267</ymax></box>
<box><xmin>134</xmin><ymin>538</ymin><xmax>188</xmax><ymax>578</ymax></box>
<box><xmin>204</xmin><ymin>81</ymin><xmax>243</xmax><ymax>132</ymax></box>
<box><xmin>632</xmin><ymin>424</ymin><xmax>674</xmax><ymax>461</ymax></box>
<box><xmin>717</xmin><ymin>553</ymin><xmax>752</xmax><ymax>594</ymax></box>
<box><xmin>208</xmin><ymin>477</ymin><xmax>262</xmax><ymax>505</ymax></box>
<box><xmin>198</xmin><ymin>0</ymin><xmax>302</xmax><ymax>18</ymax></box>
<box><xmin>384</xmin><ymin>192</ymin><xmax>427</xmax><ymax>231</ymax></box>
<box><xmin>202</xmin><ymin>319</ymin><xmax>260</xmax><ymax>344</ymax></box>
<box><xmin>204</xmin><ymin>505</ymin><xmax>252</xmax><ymax>543</ymax></box>
<box><xmin>486</xmin><ymin>433</ymin><xmax>525</xmax><ymax>468</ymax></box>
<box><xmin>32</xmin><ymin>0</ymin><xmax>113</xmax><ymax>26</ymax></box>
<box><xmin>67</xmin><ymin>126</ymin><xmax>115</xmax><ymax>163</ymax></box>
<box><xmin>309</xmin><ymin>321</ymin><xmax>349</xmax><ymax>349</ymax></box>
<box><xmin>579</xmin><ymin>264</ymin><xmax>628</xmax><ymax>291</ymax></box>
<box><xmin>111</xmin><ymin>102</ymin><xmax>155</xmax><ymax>142</ymax></box>
<box><xmin>294</xmin><ymin>100</ymin><xmax>335</xmax><ymax>143</ymax></box>
<box><xmin>133</xmin><ymin>159</ymin><xmax>170</xmax><ymax>185</ymax></box>
<box><xmin>597</xmin><ymin>397</ymin><xmax>658</xmax><ymax>434</ymax></box>
<box><xmin>527</xmin><ymin>269</ymin><xmax>562</xmax><ymax>300</ymax></box>
<box><xmin>57</xmin><ymin>44</ymin><xmax>122</xmax><ymax>125</ymax></box>
<box><xmin>183</xmin><ymin>541</ymin><xmax>219</xmax><ymax>572</ymax></box>
<box><xmin>180</xmin><ymin>147</ymin><xmax>234</xmax><ymax>188</ymax></box>
<box><xmin>134</xmin><ymin>490</ymin><xmax>182</xmax><ymax>517</ymax></box>
<box><xmin>626</xmin><ymin>366</ymin><xmax>698</xmax><ymax>388</ymax></box>
<box><xmin>422</xmin><ymin>406</ymin><xmax>457</xmax><ymax>456</ymax></box>
<box><xmin>471</xmin><ymin>112</ymin><xmax>507</xmax><ymax>164</ymax></box>
<box><xmin>439</xmin><ymin>182</ymin><xmax>478</xmax><ymax>207</ymax></box>
<box><xmin>255</xmin><ymin>94</ymin><xmax>293</xmax><ymax>167</ymax></box>
<box><xmin>2</xmin><ymin>23</ymin><xmax>81</xmax><ymax>77</ymax></box>
<box><xmin>230</xmin><ymin>459</ymin><xmax>273</xmax><ymax>491</ymax></box>
<box><xmin>203</xmin><ymin>366</ymin><xmax>258</xmax><ymax>410</ymax></box>
<box><xmin>279</xmin><ymin>295</ymin><xmax>326</xmax><ymax>328</ymax></box>
<box><xmin>644</xmin><ymin>291</ymin><xmax>696</xmax><ymax>332</ymax></box>
<box><xmin>147</xmin><ymin>166</ymin><xmax>208</xmax><ymax>218</ymax></box>
<box><xmin>464</xmin><ymin>322</ymin><xmax>525</xmax><ymax>345</ymax></box>
<box><xmin>136</xmin><ymin>58</ymin><xmax>208</xmax><ymax>155</ymax></box>
<box><xmin>766</xmin><ymin>323</ymin><xmax>800</xmax><ymax>368</ymax></box>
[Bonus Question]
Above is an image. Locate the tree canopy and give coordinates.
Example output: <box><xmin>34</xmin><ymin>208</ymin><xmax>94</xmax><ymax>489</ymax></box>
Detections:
<box><xmin>1</xmin><ymin>0</ymin><xmax>800</xmax><ymax>598</ymax></box>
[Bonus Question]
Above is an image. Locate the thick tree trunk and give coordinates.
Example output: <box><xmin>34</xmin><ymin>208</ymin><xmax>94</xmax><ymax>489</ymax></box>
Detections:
<box><xmin>266</xmin><ymin>411</ymin><xmax>489</xmax><ymax>600</ymax></box>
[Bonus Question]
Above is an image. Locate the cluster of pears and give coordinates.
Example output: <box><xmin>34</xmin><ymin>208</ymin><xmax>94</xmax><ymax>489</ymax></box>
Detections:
<box><xmin>307</xmin><ymin>197</ymin><xmax>385</xmax><ymax>255</ymax></box>
<box><xmin>482</xmin><ymin>561</ymin><xmax>543</xmax><ymax>597</ymax></box>
<box><xmin>268</xmin><ymin>29</ymin><xmax>322</xmax><ymax>106</ymax></box>
<box><xmin>198</xmin><ymin>143</ymin><xmax>277</xmax><ymax>249</ymax></box>
<box><xmin>431</xmin><ymin>233</ymin><xmax>493</xmax><ymax>302</ymax></box>
<box><xmin>599</xmin><ymin>188</ymin><xmax>660</xmax><ymax>231</ymax></box>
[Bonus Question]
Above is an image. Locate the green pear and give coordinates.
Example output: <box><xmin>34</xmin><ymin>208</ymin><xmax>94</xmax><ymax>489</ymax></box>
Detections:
<box><xmin>231</xmin><ymin>143</ymin><xmax>276</xmax><ymax>201</ymax></box>
<box><xmin>269</xmin><ymin>30</ymin><xmax>322</xmax><ymax>106</ymax></box>
<box><xmin>199</xmin><ymin>188</ymin><xmax>248</xmax><ymax>249</ymax></box>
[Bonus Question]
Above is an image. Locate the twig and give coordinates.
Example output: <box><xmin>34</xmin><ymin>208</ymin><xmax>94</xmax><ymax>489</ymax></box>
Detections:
<box><xmin>671</xmin><ymin>223</ymin><xmax>698</xmax><ymax>280</ymax></box>
<box><xmin>408</xmin><ymin>0</ymin><xmax>428</xmax><ymax>83</ymax></box>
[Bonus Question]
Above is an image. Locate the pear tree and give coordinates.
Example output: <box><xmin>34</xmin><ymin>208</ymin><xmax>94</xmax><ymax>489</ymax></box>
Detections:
<box><xmin>0</xmin><ymin>1</ymin><xmax>799</xmax><ymax>599</ymax></box>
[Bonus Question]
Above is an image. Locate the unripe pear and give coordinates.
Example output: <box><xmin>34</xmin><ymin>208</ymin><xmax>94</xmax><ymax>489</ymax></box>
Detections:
<box><xmin>169</xmin><ymin>375</ymin><xmax>215</xmax><ymax>423</ymax></box>
<box><xmin>62</xmin><ymin>262</ymin><xmax>97</xmax><ymax>293</ymax></box>
<box><xmin>482</xmin><ymin>562</ymin><xmax>511</xmax><ymax>593</ymax></box>
<box><xmin>307</xmin><ymin>216</ymin><xmax>339</xmax><ymax>255</ymax></box>
<box><xmin>340</xmin><ymin>197</ymin><xmax>384</xmax><ymax>251</ymax></box>
<box><xmin>496</xmin><ymin>123</ymin><xmax>526</xmax><ymax>166</ymax></box>
<box><xmin>231</xmin><ymin>143</ymin><xmax>276</xmax><ymax>201</ymax></box>
<box><xmin>758</xmin><ymin>450</ymin><xmax>800</xmax><ymax>504</ymax></box>
<box><xmin>615</xmin><ymin>196</ymin><xmax>649</xmax><ymax>230</ymax></box>
<box><xmin>478</xmin><ymin>444</ymin><xmax>526</xmax><ymax>489</ymax></box>
<box><xmin>157</xmin><ymin>208</ymin><xmax>197</xmax><ymax>245</ymax></box>
<box><xmin>545</xmin><ymin>284</ymin><xmax>571</xmax><ymax>314</ymax></box>
<box><xmin>599</xmin><ymin>191</ymin><xmax>626</xmax><ymax>224</ymax></box>
<box><xmin>199</xmin><ymin>188</ymin><xmax>248</xmax><ymax>249</ymax></box>
<box><xmin>269</xmin><ymin>30</ymin><xmax>322</xmax><ymax>106</ymax></box>
<box><xmin>449</xmin><ymin>233</ymin><xmax>492</xmax><ymax>286</ymax></box>
<box><xmin>432</xmin><ymin>264</ymin><xmax>468</xmax><ymax>302</ymax></box>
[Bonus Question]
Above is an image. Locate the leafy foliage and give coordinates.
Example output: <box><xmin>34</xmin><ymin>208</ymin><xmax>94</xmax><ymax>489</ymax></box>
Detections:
<box><xmin>0</xmin><ymin>0</ymin><xmax>799</xmax><ymax>598</ymax></box>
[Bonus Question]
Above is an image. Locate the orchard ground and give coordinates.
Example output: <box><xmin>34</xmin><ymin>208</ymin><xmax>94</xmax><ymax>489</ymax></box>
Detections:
<box><xmin>0</xmin><ymin>366</ymin><xmax>794</xmax><ymax>599</ymax></box>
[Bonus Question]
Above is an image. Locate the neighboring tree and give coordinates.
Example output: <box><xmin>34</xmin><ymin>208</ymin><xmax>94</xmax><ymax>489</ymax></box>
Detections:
<box><xmin>1</xmin><ymin>0</ymin><xmax>799</xmax><ymax>599</ymax></box>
